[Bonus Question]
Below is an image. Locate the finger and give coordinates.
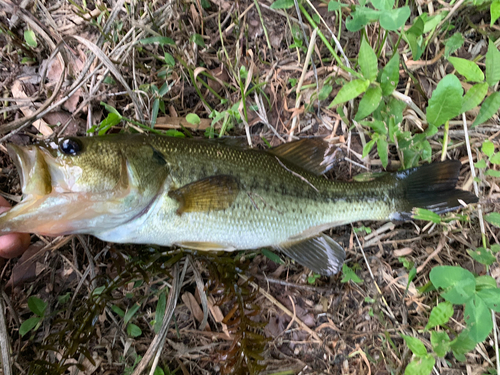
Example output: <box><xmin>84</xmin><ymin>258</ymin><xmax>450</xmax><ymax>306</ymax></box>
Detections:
<box><xmin>0</xmin><ymin>196</ymin><xmax>31</xmax><ymax>258</ymax></box>
<box><xmin>0</xmin><ymin>196</ymin><xmax>12</xmax><ymax>210</ymax></box>
<box><xmin>0</xmin><ymin>233</ymin><xmax>31</xmax><ymax>259</ymax></box>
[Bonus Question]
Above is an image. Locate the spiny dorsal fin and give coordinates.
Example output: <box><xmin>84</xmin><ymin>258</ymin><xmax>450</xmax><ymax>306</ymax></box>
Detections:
<box><xmin>269</xmin><ymin>139</ymin><xmax>340</xmax><ymax>175</ymax></box>
<box><xmin>273</xmin><ymin>234</ymin><xmax>346</xmax><ymax>276</ymax></box>
<box><xmin>168</xmin><ymin>175</ymin><xmax>239</xmax><ymax>215</ymax></box>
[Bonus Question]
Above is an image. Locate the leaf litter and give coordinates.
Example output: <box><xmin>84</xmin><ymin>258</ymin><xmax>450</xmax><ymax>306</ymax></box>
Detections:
<box><xmin>0</xmin><ymin>0</ymin><xmax>499</xmax><ymax>374</ymax></box>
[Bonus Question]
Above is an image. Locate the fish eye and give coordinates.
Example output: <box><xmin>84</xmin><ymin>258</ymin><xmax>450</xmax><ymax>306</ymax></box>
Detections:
<box><xmin>59</xmin><ymin>138</ymin><xmax>83</xmax><ymax>156</ymax></box>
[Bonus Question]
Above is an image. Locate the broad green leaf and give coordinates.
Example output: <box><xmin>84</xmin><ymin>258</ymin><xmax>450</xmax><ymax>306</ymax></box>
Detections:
<box><xmin>328</xmin><ymin>0</ymin><xmax>347</xmax><ymax>11</ymax></box>
<box><xmin>377</xmin><ymin>138</ymin><xmax>388</xmax><ymax>168</ymax></box>
<box><xmin>140</xmin><ymin>36</ymin><xmax>175</xmax><ymax>46</ymax></box>
<box><xmin>474</xmin><ymin>159</ymin><xmax>487</xmax><ymax>169</ymax></box>
<box><xmin>461</xmin><ymin>82</ymin><xmax>488</xmax><ymax>113</ymax></box>
<box><xmin>404</xmin><ymin>16</ymin><xmax>425</xmax><ymax>60</ymax></box>
<box><xmin>307</xmin><ymin>273</ymin><xmax>321</xmax><ymax>284</ymax></box>
<box><xmin>151</xmin><ymin>98</ymin><xmax>159</xmax><ymax>127</ymax></box>
<box><xmin>492</xmin><ymin>0</ymin><xmax>500</xmax><ymax>25</ymax></box>
<box><xmin>472</xmin><ymin>91</ymin><xmax>500</xmax><ymax>127</ymax></box>
<box><xmin>359</xmin><ymin>39</ymin><xmax>378</xmax><ymax>81</ymax></box>
<box><xmin>426</xmin><ymin>74</ymin><xmax>463</xmax><ymax>127</ymax></box>
<box><xmin>477</xmin><ymin>288</ymin><xmax>500</xmax><ymax>312</ymax></box>
<box><xmin>28</xmin><ymin>296</ymin><xmax>47</xmax><ymax>317</ymax></box>
<box><xmin>360</xmin><ymin>119</ymin><xmax>387</xmax><ymax>135</ymax></box>
<box><xmin>451</xmin><ymin>330</ymin><xmax>477</xmax><ymax>361</ymax></box>
<box><xmin>464</xmin><ymin>295</ymin><xmax>492</xmax><ymax>343</ymax></box>
<box><xmin>346</xmin><ymin>7</ymin><xmax>381</xmax><ymax>32</ymax></box>
<box><xmin>186</xmin><ymin>113</ymin><xmax>201</xmax><ymax>125</ymax></box>
<box><xmin>154</xmin><ymin>366</ymin><xmax>165</xmax><ymax>375</ymax></box>
<box><xmin>362</xmin><ymin>139</ymin><xmax>377</xmax><ymax>158</ymax></box>
<box><xmin>407</xmin><ymin>15</ymin><xmax>425</xmax><ymax>36</ymax></box>
<box><xmin>355</xmin><ymin>85</ymin><xmax>383</xmax><ymax>120</ymax></box>
<box><xmin>92</xmin><ymin>286</ymin><xmax>105</xmax><ymax>296</ymax></box>
<box><xmin>404</xmin><ymin>33</ymin><xmax>422</xmax><ymax>62</ymax></box>
<box><xmin>486</xmin><ymin>39</ymin><xmax>500</xmax><ymax>87</ymax></box>
<box><xmin>412</xmin><ymin>208</ymin><xmax>441</xmax><ymax>224</ymax></box>
<box><xmin>24</xmin><ymin>29</ymin><xmax>37</xmax><ymax>48</ymax></box>
<box><xmin>476</xmin><ymin>275</ymin><xmax>497</xmax><ymax>290</ymax></box>
<box><xmin>492</xmin><ymin>244</ymin><xmax>500</xmax><ymax>253</ymax></box>
<box><xmin>100</xmin><ymin>102</ymin><xmax>121</xmax><ymax>116</ymax></box>
<box><xmin>379</xmin><ymin>6</ymin><xmax>411</xmax><ymax>31</ymax></box>
<box><xmin>431</xmin><ymin>331</ymin><xmax>451</xmax><ymax>357</ymax></box>
<box><xmin>448</xmin><ymin>57</ymin><xmax>484</xmax><ymax>82</ymax></box>
<box><xmin>404</xmin><ymin>355</ymin><xmax>435</xmax><ymax>375</ymax></box>
<box><xmin>341</xmin><ymin>264</ymin><xmax>363</xmax><ymax>284</ymax></box>
<box><xmin>329</xmin><ymin>79</ymin><xmax>370</xmax><ymax>107</ymax></box>
<box><xmin>318</xmin><ymin>84</ymin><xmax>333</xmax><ymax>100</ymax></box>
<box><xmin>491</xmin><ymin>153</ymin><xmax>500</xmax><ymax>165</ymax></box>
<box><xmin>20</xmin><ymin>317</ymin><xmax>41</xmax><ymax>337</ymax></box>
<box><xmin>270</xmin><ymin>0</ymin><xmax>294</xmax><ymax>9</ymax></box>
<box><xmin>191</xmin><ymin>34</ymin><xmax>205</xmax><ymax>47</ymax></box>
<box><xmin>98</xmin><ymin>113</ymin><xmax>122</xmax><ymax>136</ymax></box>
<box><xmin>401</xmin><ymin>335</ymin><xmax>427</xmax><ymax>357</ymax></box>
<box><xmin>386</xmin><ymin>9</ymin><xmax>413</xmax><ymax>30</ymax></box>
<box><xmin>485</xmin><ymin>212</ymin><xmax>500</xmax><ymax>227</ymax></box>
<box><xmin>422</xmin><ymin>14</ymin><xmax>442</xmax><ymax>33</ymax></box>
<box><xmin>380</xmin><ymin>53</ymin><xmax>399</xmax><ymax>95</ymax></box>
<box><xmin>481</xmin><ymin>139</ymin><xmax>495</xmax><ymax>157</ymax></box>
<box><xmin>445</xmin><ymin>33</ymin><xmax>464</xmax><ymax>58</ymax></box>
<box><xmin>164</xmin><ymin>52</ymin><xmax>175</xmax><ymax>67</ymax></box>
<box><xmin>111</xmin><ymin>305</ymin><xmax>125</xmax><ymax>318</ymax></box>
<box><xmin>261</xmin><ymin>249</ymin><xmax>284</xmax><ymax>265</ymax></box>
<box><xmin>124</xmin><ymin>303</ymin><xmax>141</xmax><ymax>326</ymax></box>
<box><xmin>154</xmin><ymin>289</ymin><xmax>167</xmax><ymax>334</ymax></box>
<box><xmin>371</xmin><ymin>0</ymin><xmax>394</xmax><ymax>10</ymax></box>
<box><xmin>387</xmin><ymin>97</ymin><xmax>406</xmax><ymax>124</ymax></box>
<box><xmin>486</xmin><ymin>169</ymin><xmax>500</xmax><ymax>177</ymax></box>
<box><xmin>467</xmin><ymin>247</ymin><xmax>497</xmax><ymax>266</ymax></box>
<box><xmin>127</xmin><ymin>323</ymin><xmax>142</xmax><ymax>337</ymax></box>
<box><xmin>429</xmin><ymin>266</ymin><xmax>475</xmax><ymax>304</ymax></box>
<box><xmin>425</xmin><ymin>302</ymin><xmax>454</xmax><ymax>330</ymax></box>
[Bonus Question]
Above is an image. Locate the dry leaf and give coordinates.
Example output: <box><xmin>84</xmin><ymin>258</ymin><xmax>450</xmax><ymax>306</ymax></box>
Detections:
<box><xmin>393</xmin><ymin>247</ymin><xmax>413</xmax><ymax>257</ymax></box>
<box><xmin>182</xmin><ymin>291</ymin><xmax>204</xmax><ymax>323</ymax></box>
<box><xmin>11</xmin><ymin>80</ymin><xmax>53</xmax><ymax>136</ymax></box>
<box><xmin>155</xmin><ymin>116</ymin><xmax>213</xmax><ymax>130</ymax></box>
<box><xmin>6</xmin><ymin>241</ymin><xmax>46</xmax><ymax>291</ymax></box>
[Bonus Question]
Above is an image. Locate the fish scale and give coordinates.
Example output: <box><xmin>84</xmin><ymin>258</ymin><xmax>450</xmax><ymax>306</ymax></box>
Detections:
<box><xmin>0</xmin><ymin>134</ymin><xmax>478</xmax><ymax>275</ymax></box>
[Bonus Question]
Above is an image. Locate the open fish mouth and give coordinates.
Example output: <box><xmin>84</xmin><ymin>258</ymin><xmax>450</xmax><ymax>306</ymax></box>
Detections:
<box><xmin>0</xmin><ymin>141</ymin><xmax>143</xmax><ymax>237</ymax></box>
<box><xmin>0</xmin><ymin>143</ymin><xmax>87</xmax><ymax>235</ymax></box>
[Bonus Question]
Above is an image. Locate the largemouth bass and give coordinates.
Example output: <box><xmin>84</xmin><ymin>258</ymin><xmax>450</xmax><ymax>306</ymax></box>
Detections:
<box><xmin>0</xmin><ymin>134</ymin><xmax>477</xmax><ymax>275</ymax></box>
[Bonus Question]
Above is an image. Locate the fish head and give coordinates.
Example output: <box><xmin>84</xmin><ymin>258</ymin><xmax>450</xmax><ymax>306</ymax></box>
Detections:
<box><xmin>0</xmin><ymin>135</ymin><xmax>165</xmax><ymax>236</ymax></box>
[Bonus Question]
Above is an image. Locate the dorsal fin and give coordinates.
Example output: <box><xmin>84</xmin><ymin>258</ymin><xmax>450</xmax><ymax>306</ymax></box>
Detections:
<box><xmin>269</xmin><ymin>139</ymin><xmax>340</xmax><ymax>175</ymax></box>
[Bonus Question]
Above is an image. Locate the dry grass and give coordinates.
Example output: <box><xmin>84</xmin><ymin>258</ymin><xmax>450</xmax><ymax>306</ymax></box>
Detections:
<box><xmin>0</xmin><ymin>0</ymin><xmax>499</xmax><ymax>374</ymax></box>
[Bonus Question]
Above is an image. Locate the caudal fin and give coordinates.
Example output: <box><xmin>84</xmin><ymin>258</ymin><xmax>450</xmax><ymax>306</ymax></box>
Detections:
<box><xmin>392</xmin><ymin>161</ymin><xmax>478</xmax><ymax>220</ymax></box>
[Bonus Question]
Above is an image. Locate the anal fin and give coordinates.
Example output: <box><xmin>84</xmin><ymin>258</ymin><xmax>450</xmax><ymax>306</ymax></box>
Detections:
<box><xmin>168</xmin><ymin>175</ymin><xmax>239</xmax><ymax>215</ymax></box>
<box><xmin>274</xmin><ymin>234</ymin><xmax>345</xmax><ymax>276</ymax></box>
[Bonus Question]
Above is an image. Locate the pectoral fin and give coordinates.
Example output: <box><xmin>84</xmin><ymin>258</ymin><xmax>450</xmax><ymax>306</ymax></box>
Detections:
<box><xmin>274</xmin><ymin>234</ymin><xmax>345</xmax><ymax>276</ymax></box>
<box><xmin>168</xmin><ymin>175</ymin><xmax>239</xmax><ymax>215</ymax></box>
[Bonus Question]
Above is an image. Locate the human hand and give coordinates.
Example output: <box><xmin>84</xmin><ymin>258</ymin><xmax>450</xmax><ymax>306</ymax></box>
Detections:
<box><xmin>0</xmin><ymin>196</ymin><xmax>30</xmax><ymax>258</ymax></box>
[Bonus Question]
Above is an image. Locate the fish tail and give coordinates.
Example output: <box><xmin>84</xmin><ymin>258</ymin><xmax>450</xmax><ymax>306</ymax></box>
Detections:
<box><xmin>391</xmin><ymin>160</ymin><xmax>478</xmax><ymax>220</ymax></box>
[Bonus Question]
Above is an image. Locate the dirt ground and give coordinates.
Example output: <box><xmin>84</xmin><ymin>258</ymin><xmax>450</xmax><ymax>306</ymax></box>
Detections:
<box><xmin>0</xmin><ymin>0</ymin><xmax>499</xmax><ymax>374</ymax></box>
